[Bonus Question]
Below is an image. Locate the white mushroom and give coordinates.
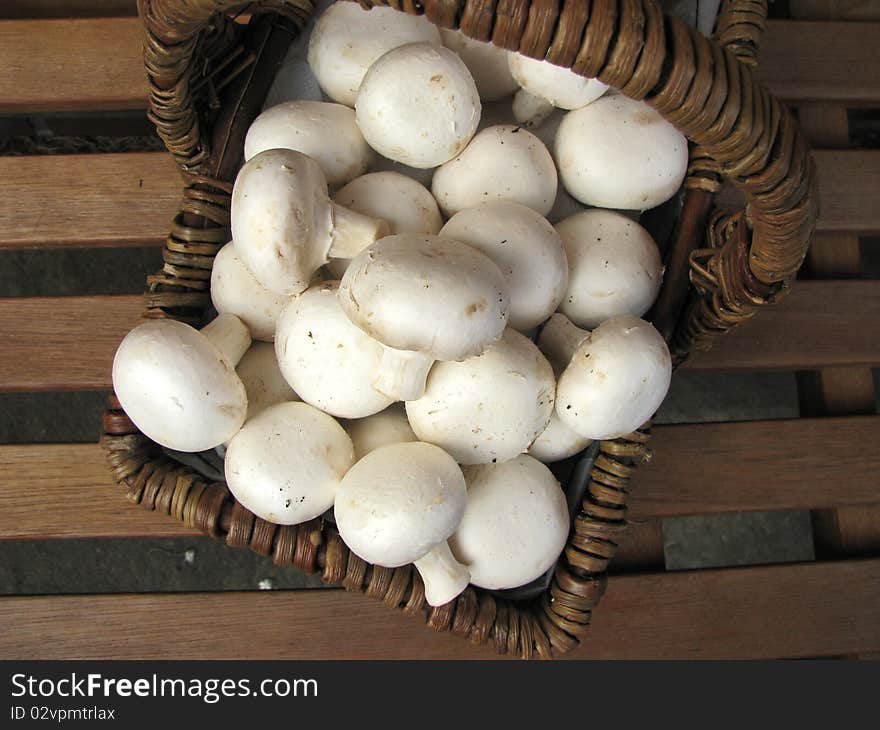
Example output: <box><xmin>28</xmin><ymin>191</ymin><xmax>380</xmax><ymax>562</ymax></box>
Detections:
<box><xmin>327</xmin><ymin>171</ymin><xmax>443</xmax><ymax>279</ymax></box>
<box><xmin>540</xmin><ymin>313</ymin><xmax>672</xmax><ymax>440</ymax></box>
<box><xmin>508</xmin><ymin>54</ymin><xmax>608</xmax><ymax>127</ymax></box>
<box><xmin>112</xmin><ymin>314</ymin><xmax>250</xmax><ymax>452</ymax></box>
<box><xmin>431</xmin><ymin>124</ymin><xmax>557</xmax><ymax>218</ymax></box>
<box><xmin>554</xmin><ymin>94</ymin><xmax>688</xmax><ymax>210</ymax></box>
<box><xmin>450</xmin><ymin>455</ymin><xmax>569</xmax><ymax>589</ymax></box>
<box><xmin>406</xmin><ymin>329</ymin><xmax>555</xmax><ymax>465</ymax></box>
<box><xmin>439</xmin><ymin>29</ymin><xmax>518</xmax><ymax>101</ymax></box>
<box><xmin>342</xmin><ymin>403</ymin><xmax>417</xmax><ymax>461</ymax></box>
<box><xmin>210</xmin><ymin>242</ymin><xmax>289</xmax><ymax>341</ymax></box>
<box><xmin>440</xmin><ymin>201</ymin><xmax>568</xmax><ymax>332</ymax></box>
<box><xmin>356</xmin><ymin>43</ymin><xmax>481</xmax><ymax>169</ymax></box>
<box><xmin>556</xmin><ymin>209</ymin><xmax>664</xmax><ymax>329</ymax></box>
<box><xmin>224</xmin><ymin>401</ymin><xmax>354</xmax><ymax>525</ymax></box>
<box><xmin>235</xmin><ymin>341</ymin><xmax>299</xmax><ymax>422</ymax></box>
<box><xmin>527</xmin><ymin>411</ymin><xmax>592</xmax><ymax>463</ymax></box>
<box><xmin>334</xmin><ymin>441</ymin><xmax>469</xmax><ymax>607</ymax></box>
<box><xmin>244</xmin><ymin>101</ymin><xmax>373</xmax><ymax>186</ymax></box>
<box><xmin>339</xmin><ymin>234</ymin><xmax>509</xmax><ymax>400</ymax></box>
<box><xmin>307</xmin><ymin>2</ymin><xmax>441</xmax><ymax>107</ymax></box>
<box><xmin>275</xmin><ymin>281</ymin><xmax>394</xmax><ymax>419</ymax></box>
<box><xmin>231</xmin><ymin>148</ymin><xmax>389</xmax><ymax>296</ymax></box>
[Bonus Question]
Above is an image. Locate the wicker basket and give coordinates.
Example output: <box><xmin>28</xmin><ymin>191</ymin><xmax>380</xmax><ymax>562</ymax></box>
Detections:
<box><xmin>101</xmin><ymin>0</ymin><xmax>817</xmax><ymax>658</ymax></box>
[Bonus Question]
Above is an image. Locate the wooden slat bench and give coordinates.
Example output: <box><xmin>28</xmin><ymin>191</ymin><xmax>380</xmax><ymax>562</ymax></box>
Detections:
<box><xmin>1</xmin><ymin>0</ymin><xmax>878</xmax><ymax>659</ymax></box>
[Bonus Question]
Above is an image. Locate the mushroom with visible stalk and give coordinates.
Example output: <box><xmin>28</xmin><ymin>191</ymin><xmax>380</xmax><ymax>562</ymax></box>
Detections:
<box><xmin>275</xmin><ymin>281</ymin><xmax>394</xmax><ymax>419</ymax></box>
<box><xmin>450</xmin><ymin>454</ymin><xmax>569</xmax><ymax>589</ymax></box>
<box><xmin>439</xmin><ymin>29</ymin><xmax>518</xmax><ymax>101</ymax></box>
<box><xmin>556</xmin><ymin>209</ymin><xmax>664</xmax><ymax>329</ymax></box>
<box><xmin>339</xmin><ymin>234</ymin><xmax>509</xmax><ymax>400</ymax></box>
<box><xmin>508</xmin><ymin>53</ymin><xmax>608</xmax><ymax>128</ymax></box>
<box><xmin>210</xmin><ymin>242</ymin><xmax>289</xmax><ymax>341</ymax></box>
<box><xmin>431</xmin><ymin>124</ymin><xmax>557</xmax><ymax>218</ymax></box>
<box><xmin>231</xmin><ymin>148</ymin><xmax>389</xmax><ymax>296</ymax></box>
<box><xmin>334</xmin><ymin>442</ymin><xmax>469</xmax><ymax>606</ymax></box>
<box><xmin>554</xmin><ymin>94</ymin><xmax>688</xmax><ymax>210</ymax></box>
<box><xmin>406</xmin><ymin>329</ymin><xmax>555</xmax><ymax>465</ymax></box>
<box><xmin>342</xmin><ymin>403</ymin><xmax>417</xmax><ymax>461</ymax></box>
<box><xmin>327</xmin><ymin>171</ymin><xmax>443</xmax><ymax>279</ymax></box>
<box><xmin>244</xmin><ymin>101</ymin><xmax>373</xmax><ymax>186</ymax></box>
<box><xmin>539</xmin><ymin>313</ymin><xmax>672</xmax><ymax>440</ymax></box>
<box><xmin>440</xmin><ymin>201</ymin><xmax>568</xmax><ymax>332</ymax></box>
<box><xmin>236</xmin><ymin>341</ymin><xmax>299</xmax><ymax>422</ymax></box>
<box><xmin>224</xmin><ymin>401</ymin><xmax>354</xmax><ymax>525</ymax></box>
<box><xmin>356</xmin><ymin>43</ymin><xmax>481</xmax><ymax>169</ymax></box>
<box><xmin>112</xmin><ymin>314</ymin><xmax>250</xmax><ymax>453</ymax></box>
<box><xmin>307</xmin><ymin>2</ymin><xmax>441</xmax><ymax>108</ymax></box>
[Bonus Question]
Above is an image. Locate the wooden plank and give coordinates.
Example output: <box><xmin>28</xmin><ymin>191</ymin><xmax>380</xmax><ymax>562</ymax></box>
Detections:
<box><xmin>759</xmin><ymin>21</ymin><xmax>880</xmax><ymax>104</ymax></box>
<box><xmin>3</xmin><ymin>416</ymin><xmax>878</xmax><ymax>540</ymax></box>
<box><xmin>813</xmin><ymin>151</ymin><xmax>880</xmax><ymax>233</ymax></box>
<box><xmin>790</xmin><ymin>0</ymin><xmax>880</xmax><ymax>21</ymax></box>
<box><xmin>0</xmin><ymin>559</ymin><xmax>877</xmax><ymax>659</ymax></box>
<box><xmin>0</xmin><ymin>18</ymin><xmax>146</xmax><ymax>113</ymax></box>
<box><xmin>0</xmin><ymin>153</ymin><xmax>181</xmax><ymax>250</ymax></box>
<box><xmin>0</xmin><ymin>1</ymin><xmax>137</xmax><ymax>19</ymax></box>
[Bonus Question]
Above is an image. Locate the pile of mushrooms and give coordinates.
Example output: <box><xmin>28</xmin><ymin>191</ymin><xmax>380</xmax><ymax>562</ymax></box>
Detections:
<box><xmin>112</xmin><ymin>1</ymin><xmax>684</xmax><ymax>608</ymax></box>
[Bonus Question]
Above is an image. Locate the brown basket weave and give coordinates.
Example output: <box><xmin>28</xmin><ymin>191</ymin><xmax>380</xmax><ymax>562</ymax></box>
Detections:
<box><xmin>101</xmin><ymin>0</ymin><xmax>817</xmax><ymax>658</ymax></box>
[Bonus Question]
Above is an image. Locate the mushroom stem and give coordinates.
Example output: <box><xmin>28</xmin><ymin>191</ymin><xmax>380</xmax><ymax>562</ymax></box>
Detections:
<box><xmin>413</xmin><ymin>541</ymin><xmax>471</xmax><ymax>607</ymax></box>
<box><xmin>512</xmin><ymin>88</ymin><xmax>555</xmax><ymax>129</ymax></box>
<box><xmin>373</xmin><ymin>346</ymin><xmax>434</xmax><ymax>401</ymax></box>
<box><xmin>329</xmin><ymin>203</ymin><xmax>390</xmax><ymax>259</ymax></box>
<box><xmin>200</xmin><ymin>313</ymin><xmax>252</xmax><ymax>367</ymax></box>
<box><xmin>538</xmin><ymin>313</ymin><xmax>589</xmax><ymax>375</ymax></box>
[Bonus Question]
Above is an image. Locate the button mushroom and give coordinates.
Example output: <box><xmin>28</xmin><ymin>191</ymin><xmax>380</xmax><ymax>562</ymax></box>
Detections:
<box><xmin>554</xmin><ymin>93</ymin><xmax>688</xmax><ymax>210</ymax></box>
<box><xmin>274</xmin><ymin>281</ymin><xmax>394</xmax><ymax>419</ymax></box>
<box><xmin>244</xmin><ymin>100</ymin><xmax>373</xmax><ymax>186</ymax></box>
<box><xmin>334</xmin><ymin>441</ymin><xmax>470</xmax><ymax>607</ymax></box>
<box><xmin>235</xmin><ymin>341</ymin><xmax>299</xmax><ymax>422</ymax></box>
<box><xmin>540</xmin><ymin>313</ymin><xmax>672</xmax><ymax>440</ymax></box>
<box><xmin>112</xmin><ymin>314</ymin><xmax>250</xmax><ymax>453</ymax></box>
<box><xmin>556</xmin><ymin>209</ymin><xmax>664</xmax><ymax>329</ymax></box>
<box><xmin>439</xmin><ymin>29</ymin><xmax>518</xmax><ymax>101</ymax></box>
<box><xmin>508</xmin><ymin>53</ymin><xmax>608</xmax><ymax>128</ymax></box>
<box><xmin>338</xmin><ymin>234</ymin><xmax>510</xmax><ymax>400</ymax></box>
<box><xmin>210</xmin><ymin>241</ymin><xmax>289</xmax><ymax>342</ymax></box>
<box><xmin>230</xmin><ymin>148</ymin><xmax>389</xmax><ymax>296</ymax></box>
<box><xmin>224</xmin><ymin>401</ymin><xmax>354</xmax><ymax>525</ymax></box>
<box><xmin>342</xmin><ymin>403</ymin><xmax>417</xmax><ymax>461</ymax></box>
<box><xmin>355</xmin><ymin>43</ymin><xmax>481</xmax><ymax>169</ymax></box>
<box><xmin>527</xmin><ymin>411</ymin><xmax>592</xmax><ymax>464</ymax></box>
<box><xmin>450</xmin><ymin>454</ymin><xmax>569</xmax><ymax>589</ymax></box>
<box><xmin>406</xmin><ymin>329</ymin><xmax>555</xmax><ymax>465</ymax></box>
<box><xmin>307</xmin><ymin>2</ymin><xmax>441</xmax><ymax>108</ymax></box>
<box><xmin>431</xmin><ymin>124</ymin><xmax>557</xmax><ymax>218</ymax></box>
<box><xmin>440</xmin><ymin>200</ymin><xmax>568</xmax><ymax>332</ymax></box>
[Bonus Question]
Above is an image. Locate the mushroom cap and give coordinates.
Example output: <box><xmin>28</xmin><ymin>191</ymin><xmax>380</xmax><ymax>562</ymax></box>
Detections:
<box><xmin>334</xmin><ymin>441</ymin><xmax>467</xmax><ymax>567</ymax></box>
<box><xmin>210</xmin><ymin>242</ymin><xmax>289</xmax><ymax>341</ymax></box>
<box><xmin>236</xmin><ymin>341</ymin><xmax>299</xmax><ymax>422</ymax></box>
<box><xmin>554</xmin><ymin>94</ymin><xmax>688</xmax><ymax>210</ymax></box>
<box><xmin>230</xmin><ymin>148</ymin><xmax>333</xmax><ymax>296</ymax></box>
<box><xmin>508</xmin><ymin>54</ymin><xmax>608</xmax><ymax>110</ymax></box>
<box><xmin>338</xmin><ymin>234</ymin><xmax>509</xmax><ymax>362</ymax></box>
<box><xmin>307</xmin><ymin>2</ymin><xmax>441</xmax><ymax>107</ymax></box>
<box><xmin>431</xmin><ymin>124</ymin><xmax>557</xmax><ymax>217</ymax></box>
<box><xmin>556</xmin><ymin>209</ymin><xmax>663</xmax><ymax>329</ymax></box>
<box><xmin>244</xmin><ymin>101</ymin><xmax>373</xmax><ymax>186</ymax></box>
<box><xmin>406</xmin><ymin>329</ymin><xmax>555</xmax><ymax>465</ymax></box>
<box><xmin>355</xmin><ymin>43</ymin><xmax>481</xmax><ymax>169</ymax></box>
<box><xmin>439</xmin><ymin>29</ymin><xmax>518</xmax><ymax>101</ymax></box>
<box><xmin>275</xmin><ymin>281</ymin><xmax>394</xmax><ymax>419</ymax></box>
<box><xmin>527</xmin><ymin>410</ymin><xmax>592</xmax><ymax>463</ymax></box>
<box><xmin>112</xmin><ymin>319</ymin><xmax>247</xmax><ymax>452</ymax></box>
<box><xmin>440</xmin><ymin>201</ymin><xmax>568</xmax><ymax>332</ymax></box>
<box><xmin>224</xmin><ymin>401</ymin><xmax>354</xmax><ymax>525</ymax></box>
<box><xmin>334</xmin><ymin>172</ymin><xmax>442</xmax><ymax>237</ymax></box>
<box><xmin>343</xmin><ymin>403</ymin><xmax>417</xmax><ymax>461</ymax></box>
<box><xmin>556</xmin><ymin>315</ymin><xmax>672</xmax><ymax>440</ymax></box>
<box><xmin>450</xmin><ymin>455</ymin><xmax>569</xmax><ymax>589</ymax></box>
